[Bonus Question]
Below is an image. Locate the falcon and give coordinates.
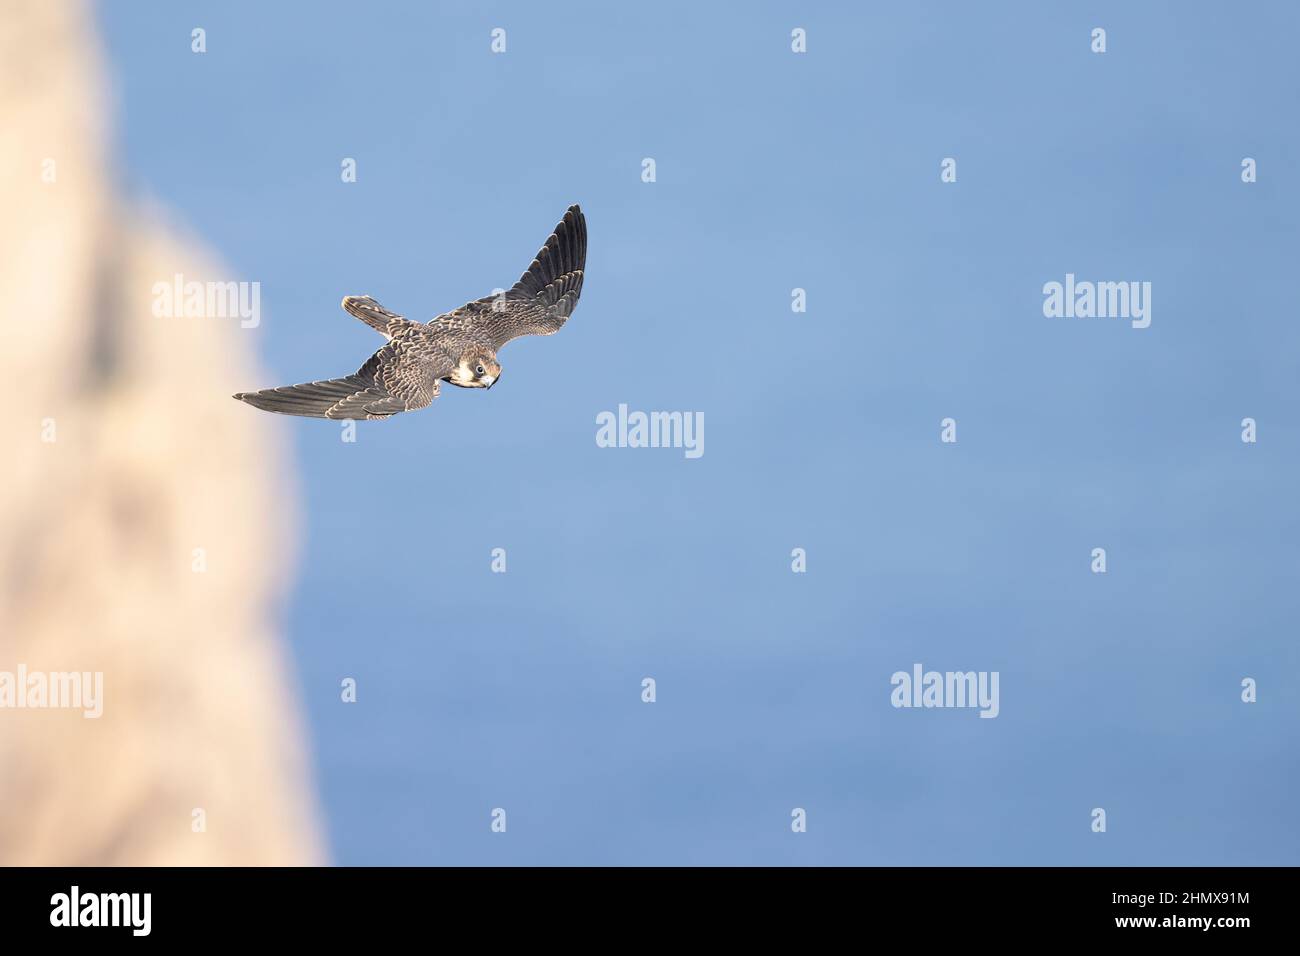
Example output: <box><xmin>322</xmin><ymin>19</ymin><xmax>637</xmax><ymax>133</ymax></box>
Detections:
<box><xmin>233</xmin><ymin>204</ymin><xmax>586</xmax><ymax>419</ymax></box>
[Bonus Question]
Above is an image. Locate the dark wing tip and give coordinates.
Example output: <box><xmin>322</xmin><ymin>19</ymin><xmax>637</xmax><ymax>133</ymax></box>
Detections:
<box><xmin>562</xmin><ymin>205</ymin><xmax>586</xmax><ymax>272</ymax></box>
<box><xmin>510</xmin><ymin>206</ymin><xmax>587</xmax><ymax>299</ymax></box>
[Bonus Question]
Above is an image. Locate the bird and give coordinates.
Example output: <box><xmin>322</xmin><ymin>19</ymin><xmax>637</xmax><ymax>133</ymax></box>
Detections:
<box><xmin>233</xmin><ymin>204</ymin><xmax>586</xmax><ymax>420</ymax></box>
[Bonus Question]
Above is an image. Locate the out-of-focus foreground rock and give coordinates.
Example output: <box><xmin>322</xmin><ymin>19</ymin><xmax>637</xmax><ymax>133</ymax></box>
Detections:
<box><xmin>0</xmin><ymin>1</ymin><xmax>322</xmax><ymax>864</ymax></box>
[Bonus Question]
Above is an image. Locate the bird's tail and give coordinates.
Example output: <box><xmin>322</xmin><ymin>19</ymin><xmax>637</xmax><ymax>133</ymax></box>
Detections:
<box><xmin>232</xmin><ymin>375</ymin><xmax>392</xmax><ymax>419</ymax></box>
<box><xmin>510</xmin><ymin>204</ymin><xmax>586</xmax><ymax>318</ymax></box>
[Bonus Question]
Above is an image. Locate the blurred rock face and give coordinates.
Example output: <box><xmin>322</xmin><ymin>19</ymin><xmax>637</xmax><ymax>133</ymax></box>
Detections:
<box><xmin>0</xmin><ymin>1</ymin><xmax>321</xmax><ymax>864</ymax></box>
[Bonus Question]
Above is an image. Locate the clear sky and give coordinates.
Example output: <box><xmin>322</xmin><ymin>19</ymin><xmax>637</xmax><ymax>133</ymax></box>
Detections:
<box><xmin>98</xmin><ymin>1</ymin><xmax>1299</xmax><ymax>864</ymax></box>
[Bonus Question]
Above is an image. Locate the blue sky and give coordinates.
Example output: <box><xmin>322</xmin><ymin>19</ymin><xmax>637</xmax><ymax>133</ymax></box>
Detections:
<box><xmin>98</xmin><ymin>1</ymin><xmax>1299</xmax><ymax>864</ymax></box>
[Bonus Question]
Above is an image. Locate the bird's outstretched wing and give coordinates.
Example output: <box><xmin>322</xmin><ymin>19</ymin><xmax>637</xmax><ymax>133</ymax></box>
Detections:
<box><xmin>430</xmin><ymin>204</ymin><xmax>586</xmax><ymax>349</ymax></box>
<box><xmin>232</xmin><ymin>341</ymin><xmax>444</xmax><ymax>420</ymax></box>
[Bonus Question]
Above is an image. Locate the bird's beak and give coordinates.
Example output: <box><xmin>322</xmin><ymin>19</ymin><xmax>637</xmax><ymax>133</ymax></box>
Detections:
<box><xmin>484</xmin><ymin>375</ymin><xmax>497</xmax><ymax>389</ymax></box>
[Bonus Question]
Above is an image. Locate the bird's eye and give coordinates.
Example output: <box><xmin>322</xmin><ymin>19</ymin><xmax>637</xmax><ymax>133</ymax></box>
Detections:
<box><xmin>475</xmin><ymin>364</ymin><xmax>485</xmax><ymax>375</ymax></box>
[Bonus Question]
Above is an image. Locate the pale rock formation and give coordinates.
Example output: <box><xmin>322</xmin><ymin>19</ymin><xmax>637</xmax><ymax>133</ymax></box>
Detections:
<box><xmin>0</xmin><ymin>0</ymin><xmax>322</xmax><ymax>864</ymax></box>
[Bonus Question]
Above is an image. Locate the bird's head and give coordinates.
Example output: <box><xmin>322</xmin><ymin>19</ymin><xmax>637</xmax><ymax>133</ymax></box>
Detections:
<box><xmin>449</xmin><ymin>350</ymin><xmax>501</xmax><ymax>389</ymax></box>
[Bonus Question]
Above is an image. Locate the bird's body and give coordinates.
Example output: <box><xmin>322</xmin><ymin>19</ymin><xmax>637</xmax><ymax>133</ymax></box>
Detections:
<box><xmin>234</xmin><ymin>205</ymin><xmax>586</xmax><ymax>420</ymax></box>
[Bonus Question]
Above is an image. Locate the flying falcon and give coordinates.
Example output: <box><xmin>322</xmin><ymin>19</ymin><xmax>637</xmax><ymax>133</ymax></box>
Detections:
<box><xmin>233</xmin><ymin>204</ymin><xmax>586</xmax><ymax>420</ymax></box>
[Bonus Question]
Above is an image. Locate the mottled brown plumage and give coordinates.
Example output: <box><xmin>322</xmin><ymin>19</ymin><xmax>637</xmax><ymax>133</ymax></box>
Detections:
<box><xmin>233</xmin><ymin>205</ymin><xmax>587</xmax><ymax>420</ymax></box>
